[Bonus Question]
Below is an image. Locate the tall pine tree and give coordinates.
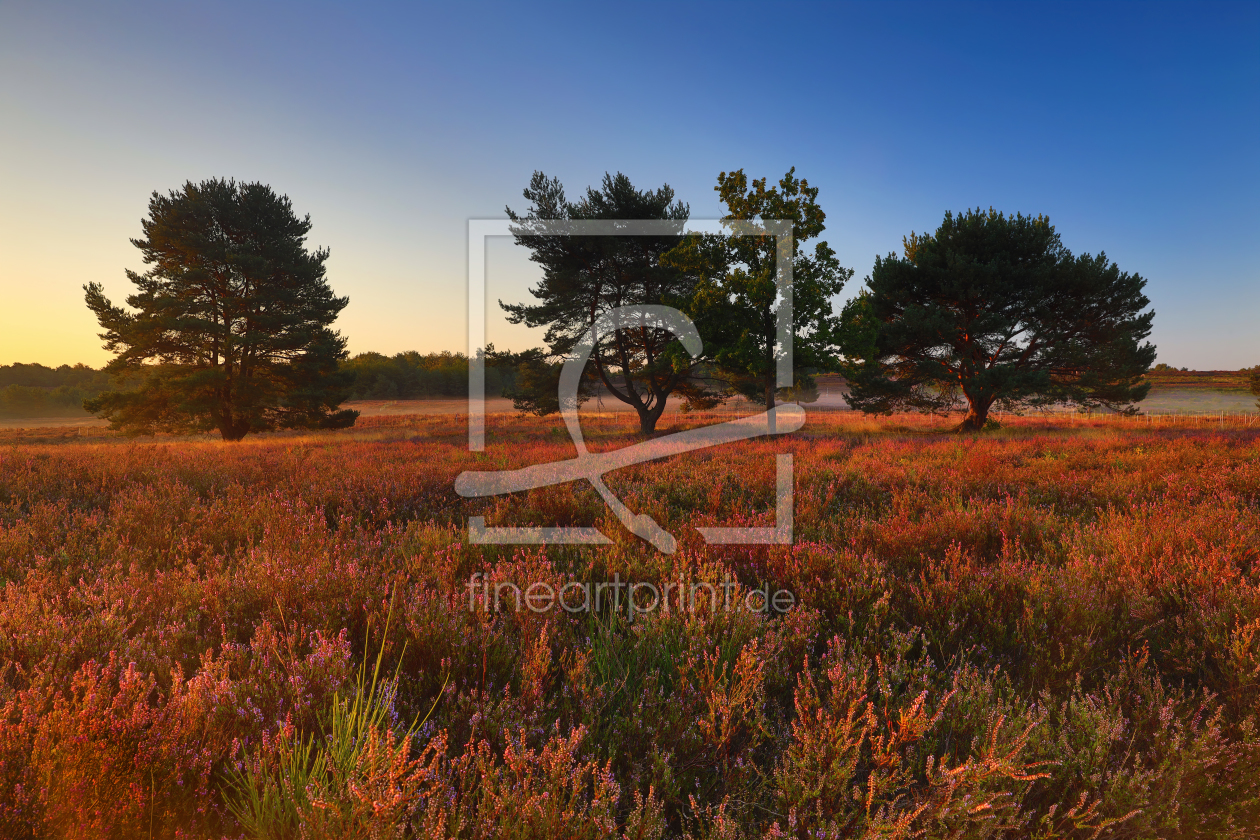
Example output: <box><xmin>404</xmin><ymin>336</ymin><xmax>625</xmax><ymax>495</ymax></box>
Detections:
<box><xmin>840</xmin><ymin>208</ymin><xmax>1156</xmax><ymax>430</ymax></box>
<box><xmin>503</xmin><ymin>171</ymin><xmax>720</xmax><ymax>434</ymax></box>
<box><xmin>84</xmin><ymin>178</ymin><xmax>357</xmax><ymax>439</ymax></box>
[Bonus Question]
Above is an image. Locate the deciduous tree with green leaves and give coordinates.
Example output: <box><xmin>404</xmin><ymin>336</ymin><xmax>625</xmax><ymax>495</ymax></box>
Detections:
<box><xmin>84</xmin><ymin>178</ymin><xmax>357</xmax><ymax>440</ymax></box>
<box><xmin>839</xmin><ymin>208</ymin><xmax>1156</xmax><ymax>431</ymax></box>
<box><xmin>665</xmin><ymin>168</ymin><xmax>852</xmax><ymax>410</ymax></box>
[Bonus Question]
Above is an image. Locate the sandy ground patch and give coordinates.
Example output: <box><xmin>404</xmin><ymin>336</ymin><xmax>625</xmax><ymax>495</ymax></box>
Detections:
<box><xmin>0</xmin><ymin>414</ymin><xmax>108</xmax><ymax>430</ymax></box>
<box><xmin>0</xmin><ymin>386</ymin><xmax>1252</xmax><ymax>433</ymax></box>
<box><xmin>347</xmin><ymin>379</ymin><xmax>855</xmax><ymax>418</ymax></box>
<box><xmin>1138</xmin><ymin>390</ymin><xmax>1257</xmax><ymax>413</ymax></box>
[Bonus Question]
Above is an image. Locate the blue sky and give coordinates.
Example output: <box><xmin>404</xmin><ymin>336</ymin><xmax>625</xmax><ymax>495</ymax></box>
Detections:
<box><xmin>1</xmin><ymin>0</ymin><xmax>1257</xmax><ymax>368</ymax></box>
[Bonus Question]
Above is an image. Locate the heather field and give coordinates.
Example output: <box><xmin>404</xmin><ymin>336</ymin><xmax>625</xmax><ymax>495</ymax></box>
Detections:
<box><xmin>2</xmin><ymin>411</ymin><xmax>1260</xmax><ymax>839</ymax></box>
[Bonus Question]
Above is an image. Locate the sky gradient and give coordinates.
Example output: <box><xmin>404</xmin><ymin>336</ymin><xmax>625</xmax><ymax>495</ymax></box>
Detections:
<box><xmin>2</xmin><ymin>1</ymin><xmax>1257</xmax><ymax>368</ymax></box>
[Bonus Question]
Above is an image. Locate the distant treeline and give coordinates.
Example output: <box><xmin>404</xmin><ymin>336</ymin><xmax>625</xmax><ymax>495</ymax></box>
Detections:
<box><xmin>0</xmin><ymin>354</ymin><xmax>523</xmax><ymax>418</ymax></box>
<box><xmin>0</xmin><ymin>363</ymin><xmax>113</xmax><ymax>417</ymax></box>
<box><xmin>341</xmin><ymin>351</ymin><xmax>518</xmax><ymax>400</ymax></box>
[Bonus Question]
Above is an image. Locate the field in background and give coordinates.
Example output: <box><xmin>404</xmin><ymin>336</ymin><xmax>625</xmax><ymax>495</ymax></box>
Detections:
<box><xmin>5</xmin><ymin>369</ymin><xmax>1254</xmax><ymax>432</ymax></box>
<box><xmin>1</xmin><ymin>411</ymin><xmax>1258</xmax><ymax>837</ymax></box>
<box><xmin>1137</xmin><ymin>389</ymin><xmax>1259</xmax><ymax>413</ymax></box>
<box><xmin>1140</xmin><ymin>369</ymin><xmax>1257</xmax><ymax>413</ymax></box>
<box><xmin>2</xmin><ymin>367</ymin><xmax>1249</xmax><ymax>430</ymax></box>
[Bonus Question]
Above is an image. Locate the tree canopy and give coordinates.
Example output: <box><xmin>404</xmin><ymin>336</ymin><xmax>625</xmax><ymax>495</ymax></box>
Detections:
<box><xmin>839</xmin><ymin>208</ymin><xmax>1156</xmax><ymax>430</ymax></box>
<box><xmin>84</xmin><ymin>178</ymin><xmax>357</xmax><ymax>440</ymax></box>
<box><xmin>664</xmin><ymin>168</ymin><xmax>851</xmax><ymax>410</ymax></box>
<box><xmin>502</xmin><ymin>171</ymin><xmax>716</xmax><ymax>434</ymax></box>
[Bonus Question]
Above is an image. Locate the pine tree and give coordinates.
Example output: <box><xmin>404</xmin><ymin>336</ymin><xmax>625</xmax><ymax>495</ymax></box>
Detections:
<box><xmin>840</xmin><ymin>208</ymin><xmax>1156</xmax><ymax>430</ymax></box>
<box><xmin>84</xmin><ymin>179</ymin><xmax>357</xmax><ymax>439</ymax></box>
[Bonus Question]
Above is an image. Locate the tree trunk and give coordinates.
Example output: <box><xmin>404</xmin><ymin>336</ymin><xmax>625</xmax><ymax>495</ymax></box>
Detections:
<box><xmin>218</xmin><ymin>406</ymin><xmax>249</xmax><ymax>440</ymax></box>
<box><xmin>220</xmin><ymin>421</ymin><xmax>249</xmax><ymax>441</ymax></box>
<box><xmin>636</xmin><ymin>398</ymin><xmax>668</xmax><ymax>435</ymax></box>
<box><xmin>637</xmin><ymin>407</ymin><xmax>657</xmax><ymax>435</ymax></box>
<box><xmin>957</xmin><ymin>394</ymin><xmax>994</xmax><ymax>432</ymax></box>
